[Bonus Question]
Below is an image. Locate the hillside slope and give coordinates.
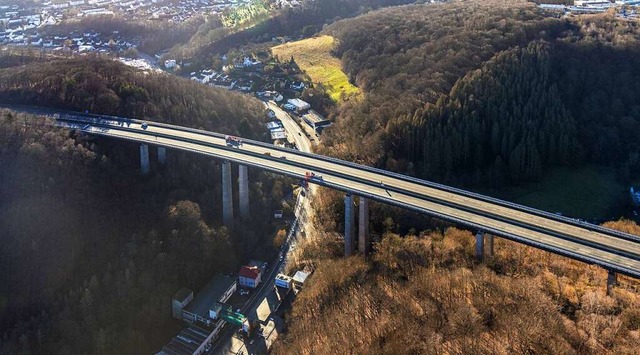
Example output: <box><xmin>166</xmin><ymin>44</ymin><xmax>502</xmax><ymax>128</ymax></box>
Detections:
<box><xmin>320</xmin><ymin>0</ymin><xmax>640</xmax><ymax>188</ymax></box>
<box><xmin>0</xmin><ymin>55</ymin><xmax>280</xmax><ymax>354</ymax></box>
<box><xmin>274</xmin><ymin>223</ymin><xmax>640</xmax><ymax>354</ymax></box>
<box><xmin>0</xmin><ymin>55</ymin><xmax>267</xmax><ymax>138</ymax></box>
<box><xmin>272</xmin><ymin>35</ymin><xmax>361</xmax><ymax>102</ymax></box>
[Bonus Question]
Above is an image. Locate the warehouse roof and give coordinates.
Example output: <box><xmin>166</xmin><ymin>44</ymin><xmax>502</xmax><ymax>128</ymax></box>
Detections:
<box><xmin>173</xmin><ymin>288</ymin><xmax>193</xmax><ymax>303</ymax></box>
<box><xmin>183</xmin><ymin>274</ymin><xmax>236</xmax><ymax>319</ymax></box>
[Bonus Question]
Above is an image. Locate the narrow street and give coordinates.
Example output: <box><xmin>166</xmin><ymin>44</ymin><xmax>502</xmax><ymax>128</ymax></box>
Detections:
<box><xmin>210</xmin><ymin>103</ymin><xmax>315</xmax><ymax>355</ymax></box>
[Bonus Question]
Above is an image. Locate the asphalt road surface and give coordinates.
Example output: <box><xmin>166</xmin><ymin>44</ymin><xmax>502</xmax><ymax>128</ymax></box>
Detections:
<box><xmin>6</xmin><ymin>104</ymin><xmax>640</xmax><ymax>279</ymax></box>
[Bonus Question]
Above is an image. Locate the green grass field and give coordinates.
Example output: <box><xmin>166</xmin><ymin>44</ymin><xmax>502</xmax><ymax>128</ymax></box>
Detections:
<box><xmin>477</xmin><ymin>166</ymin><xmax>628</xmax><ymax>220</ymax></box>
<box><xmin>271</xmin><ymin>36</ymin><xmax>361</xmax><ymax>102</ymax></box>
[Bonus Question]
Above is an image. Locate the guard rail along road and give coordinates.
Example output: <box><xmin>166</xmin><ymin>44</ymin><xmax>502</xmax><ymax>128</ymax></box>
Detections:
<box><xmin>53</xmin><ymin>112</ymin><xmax>640</xmax><ymax>281</ymax></box>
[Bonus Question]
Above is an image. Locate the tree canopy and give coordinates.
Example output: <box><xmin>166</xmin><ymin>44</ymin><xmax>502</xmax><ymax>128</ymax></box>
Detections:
<box><xmin>319</xmin><ymin>0</ymin><xmax>640</xmax><ymax>187</ymax></box>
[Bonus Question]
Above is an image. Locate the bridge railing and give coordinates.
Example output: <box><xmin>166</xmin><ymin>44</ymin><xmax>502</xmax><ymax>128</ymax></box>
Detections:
<box><xmin>56</xmin><ymin>112</ymin><xmax>640</xmax><ymax>243</ymax></box>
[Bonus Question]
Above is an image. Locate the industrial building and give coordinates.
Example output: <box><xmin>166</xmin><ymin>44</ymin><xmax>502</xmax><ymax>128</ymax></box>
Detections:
<box><xmin>267</xmin><ymin>120</ymin><xmax>286</xmax><ymax>140</ymax></box>
<box><xmin>292</xmin><ymin>271</ymin><xmax>310</xmax><ymax>288</ymax></box>
<box><xmin>266</xmin><ymin>120</ymin><xmax>282</xmax><ymax>130</ymax></box>
<box><xmin>172</xmin><ymin>288</ymin><xmax>194</xmax><ymax>320</ymax></box>
<box><xmin>302</xmin><ymin>110</ymin><xmax>331</xmax><ymax>132</ymax></box>
<box><xmin>270</xmin><ymin>127</ymin><xmax>287</xmax><ymax>140</ymax></box>
<box><xmin>158</xmin><ymin>323</ymin><xmax>224</xmax><ymax>355</ymax></box>
<box><xmin>275</xmin><ymin>274</ymin><xmax>293</xmax><ymax>289</ymax></box>
<box><xmin>162</xmin><ymin>274</ymin><xmax>238</xmax><ymax>355</ymax></box>
<box><xmin>286</xmin><ymin>98</ymin><xmax>311</xmax><ymax>112</ymax></box>
<box><xmin>181</xmin><ymin>274</ymin><xmax>237</xmax><ymax>324</ymax></box>
<box><xmin>574</xmin><ymin>0</ymin><xmax>614</xmax><ymax>6</ymax></box>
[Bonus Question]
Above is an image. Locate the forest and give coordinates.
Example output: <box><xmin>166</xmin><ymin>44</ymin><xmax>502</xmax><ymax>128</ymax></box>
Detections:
<box><xmin>276</xmin><ymin>212</ymin><xmax>640</xmax><ymax>354</ymax></box>
<box><xmin>268</xmin><ymin>1</ymin><xmax>640</xmax><ymax>353</ymax></box>
<box><xmin>318</xmin><ymin>0</ymin><xmax>640</xmax><ymax>188</ymax></box>
<box><xmin>0</xmin><ymin>55</ymin><xmax>267</xmax><ymax>137</ymax></box>
<box><xmin>3</xmin><ymin>0</ymin><xmax>640</xmax><ymax>353</ymax></box>
<box><xmin>0</xmin><ymin>55</ymin><xmax>289</xmax><ymax>353</ymax></box>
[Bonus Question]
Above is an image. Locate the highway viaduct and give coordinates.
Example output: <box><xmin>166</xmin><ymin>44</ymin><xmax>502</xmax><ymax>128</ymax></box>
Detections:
<box><xmin>52</xmin><ymin>112</ymin><xmax>640</xmax><ymax>294</ymax></box>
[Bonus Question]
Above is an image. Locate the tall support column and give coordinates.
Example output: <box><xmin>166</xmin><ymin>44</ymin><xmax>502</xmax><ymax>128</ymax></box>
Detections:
<box><xmin>607</xmin><ymin>270</ymin><xmax>618</xmax><ymax>296</ymax></box>
<box><xmin>475</xmin><ymin>231</ymin><xmax>485</xmax><ymax>262</ymax></box>
<box><xmin>157</xmin><ymin>147</ymin><xmax>166</xmax><ymax>165</ymax></box>
<box><xmin>344</xmin><ymin>194</ymin><xmax>355</xmax><ymax>256</ymax></box>
<box><xmin>139</xmin><ymin>144</ymin><xmax>150</xmax><ymax>175</ymax></box>
<box><xmin>221</xmin><ymin>160</ymin><xmax>234</xmax><ymax>226</ymax></box>
<box><xmin>486</xmin><ymin>234</ymin><xmax>494</xmax><ymax>258</ymax></box>
<box><xmin>358</xmin><ymin>196</ymin><xmax>370</xmax><ymax>255</ymax></box>
<box><xmin>238</xmin><ymin>164</ymin><xmax>249</xmax><ymax>219</ymax></box>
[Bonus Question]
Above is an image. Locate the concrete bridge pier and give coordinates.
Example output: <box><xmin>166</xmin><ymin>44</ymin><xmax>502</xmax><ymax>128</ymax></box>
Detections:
<box><xmin>140</xmin><ymin>143</ymin><xmax>150</xmax><ymax>175</ymax></box>
<box><xmin>157</xmin><ymin>146</ymin><xmax>167</xmax><ymax>165</ymax></box>
<box><xmin>358</xmin><ymin>196</ymin><xmax>370</xmax><ymax>255</ymax></box>
<box><xmin>344</xmin><ymin>194</ymin><xmax>355</xmax><ymax>256</ymax></box>
<box><xmin>221</xmin><ymin>160</ymin><xmax>234</xmax><ymax>226</ymax></box>
<box><xmin>475</xmin><ymin>231</ymin><xmax>485</xmax><ymax>262</ymax></box>
<box><xmin>607</xmin><ymin>270</ymin><xmax>618</xmax><ymax>295</ymax></box>
<box><xmin>486</xmin><ymin>234</ymin><xmax>494</xmax><ymax>258</ymax></box>
<box><xmin>238</xmin><ymin>164</ymin><xmax>249</xmax><ymax>219</ymax></box>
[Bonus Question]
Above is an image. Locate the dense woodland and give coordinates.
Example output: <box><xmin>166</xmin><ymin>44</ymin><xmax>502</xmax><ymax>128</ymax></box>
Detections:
<box><xmin>3</xmin><ymin>0</ymin><xmax>640</xmax><ymax>353</ymax></box>
<box><xmin>319</xmin><ymin>0</ymin><xmax>640</xmax><ymax>187</ymax></box>
<box><xmin>0</xmin><ymin>56</ymin><xmax>288</xmax><ymax>353</ymax></box>
<box><xmin>276</xmin><ymin>216</ymin><xmax>640</xmax><ymax>354</ymax></box>
<box><xmin>0</xmin><ymin>55</ymin><xmax>267</xmax><ymax>137</ymax></box>
<box><xmin>270</xmin><ymin>1</ymin><xmax>640</xmax><ymax>353</ymax></box>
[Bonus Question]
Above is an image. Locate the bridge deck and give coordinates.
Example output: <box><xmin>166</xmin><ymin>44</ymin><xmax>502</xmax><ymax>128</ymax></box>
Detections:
<box><xmin>55</xmin><ymin>114</ymin><xmax>640</xmax><ymax>278</ymax></box>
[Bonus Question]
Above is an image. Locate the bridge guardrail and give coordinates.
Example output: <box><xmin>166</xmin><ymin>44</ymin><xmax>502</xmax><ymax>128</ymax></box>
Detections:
<box><xmin>53</xmin><ymin>116</ymin><xmax>640</xmax><ymax>278</ymax></box>
<box><xmin>54</xmin><ymin>111</ymin><xmax>640</xmax><ymax>244</ymax></box>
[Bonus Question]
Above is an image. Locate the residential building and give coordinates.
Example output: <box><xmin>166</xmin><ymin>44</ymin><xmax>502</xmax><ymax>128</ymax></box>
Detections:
<box><xmin>238</xmin><ymin>265</ymin><xmax>262</xmax><ymax>288</ymax></box>
<box><xmin>164</xmin><ymin>59</ymin><xmax>177</xmax><ymax>69</ymax></box>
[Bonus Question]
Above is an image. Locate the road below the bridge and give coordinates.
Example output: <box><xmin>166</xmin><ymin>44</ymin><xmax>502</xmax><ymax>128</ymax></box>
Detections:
<box><xmin>209</xmin><ymin>104</ymin><xmax>315</xmax><ymax>355</ymax></box>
